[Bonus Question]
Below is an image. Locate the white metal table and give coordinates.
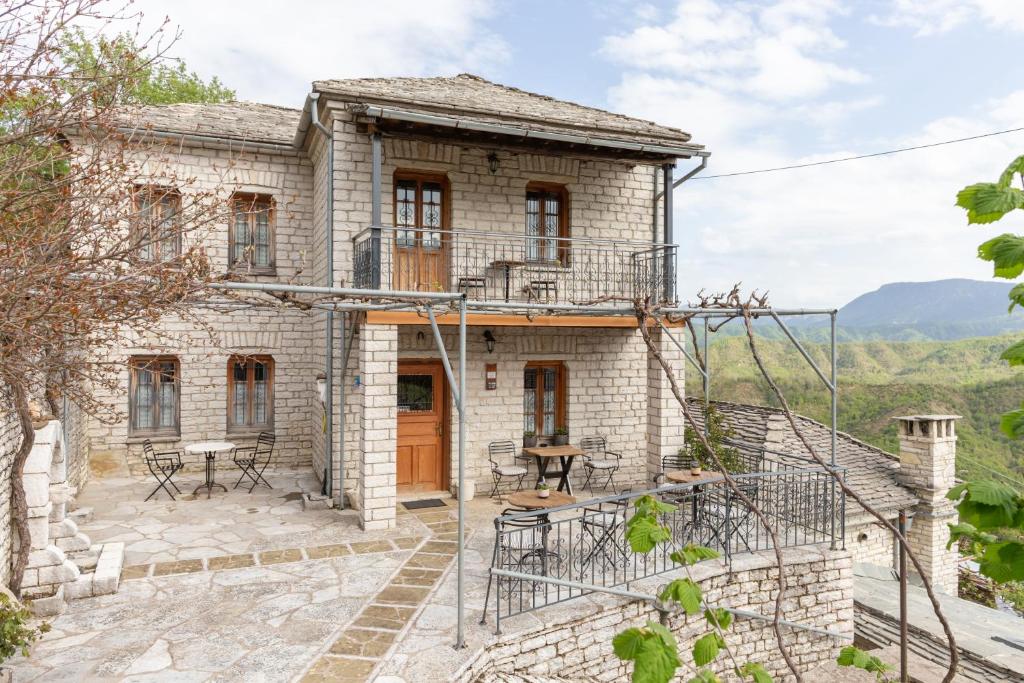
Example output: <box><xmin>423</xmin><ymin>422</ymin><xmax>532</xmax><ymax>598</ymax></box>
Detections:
<box><xmin>184</xmin><ymin>441</ymin><xmax>235</xmax><ymax>498</ymax></box>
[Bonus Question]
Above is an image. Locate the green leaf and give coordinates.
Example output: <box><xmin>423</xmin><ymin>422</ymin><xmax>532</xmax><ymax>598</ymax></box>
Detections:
<box><xmin>957</xmin><ymin>183</ymin><xmax>1024</xmax><ymax>224</ymax></box>
<box><xmin>1001</xmin><ymin>339</ymin><xmax>1024</xmax><ymax>367</ymax></box>
<box><xmin>671</xmin><ymin>544</ymin><xmax>721</xmax><ymax>566</ymax></box>
<box><xmin>626</xmin><ymin>515</ymin><xmax>671</xmax><ymax>554</ymax></box>
<box><xmin>660</xmin><ymin>578</ymin><xmax>702</xmax><ymax>615</ymax></box>
<box><xmin>614</xmin><ymin>627</ymin><xmax>645</xmax><ymax>661</ymax></box>
<box><xmin>687</xmin><ymin>671</ymin><xmax>722</xmax><ymax>683</ymax></box>
<box><xmin>952</xmin><ymin>480</ymin><xmax>1021</xmax><ymax>530</ymax></box>
<box><xmin>978</xmin><ymin>234</ymin><xmax>1024</xmax><ymax>279</ymax></box>
<box><xmin>996</xmin><ymin>155</ymin><xmax>1024</xmax><ymax>187</ymax></box>
<box><xmin>1000</xmin><ymin>407</ymin><xmax>1024</xmax><ymax>439</ymax></box>
<box><xmin>961</xmin><ymin>479</ymin><xmax>1019</xmax><ymax>508</ymax></box>
<box><xmin>704</xmin><ymin>607</ymin><xmax>733</xmax><ymax>630</ymax></box>
<box><xmin>647</xmin><ymin>621</ymin><xmax>677</xmax><ymax>649</ymax></box>
<box><xmin>1008</xmin><ymin>284</ymin><xmax>1024</xmax><ymax>313</ymax></box>
<box><xmin>978</xmin><ymin>541</ymin><xmax>1024</xmax><ymax>583</ymax></box>
<box><xmin>692</xmin><ymin>632</ymin><xmax>725</xmax><ymax>667</ymax></box>
<box><xmin>634</xmin><ymin>494</ymin><xmax>677</xmax><ymax>516</ymax></box>
<box><xmin>739</xmin><ymin>661</ymin><xmax>774</xmax><ymax>683</ymax></box>
<box><xmin>836</xmin><ymin>646</ymin><xmax>891</xmax><ymax>674</ymax></box>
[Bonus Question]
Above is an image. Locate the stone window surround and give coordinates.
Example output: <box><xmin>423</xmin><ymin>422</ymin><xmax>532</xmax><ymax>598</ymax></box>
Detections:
<box><xmin>228</xmin><ymin>191</ymin><xmax>277</xmax><ymax>275</ymax></box>
<box><xmin>226</xmin><ymin>353</ymin><xmax>276</xmax><ymax>434</ymax></box>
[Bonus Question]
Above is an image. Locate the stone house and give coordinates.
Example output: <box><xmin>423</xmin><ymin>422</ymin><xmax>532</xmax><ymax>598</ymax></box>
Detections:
<box><xmin>68</xmin><ymin>73</ymin><xmax>955</xmax><ymax>593</ymax></box>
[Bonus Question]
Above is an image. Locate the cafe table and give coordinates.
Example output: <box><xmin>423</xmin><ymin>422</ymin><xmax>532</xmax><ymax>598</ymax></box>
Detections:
<box><xmin>184</xmin><ymin>440</ymin><xmax>235</xmax><ymax>499</ymax></box>
<box><xmin>505</xmin><ymin>490</ymin><xmax>576</xmax><ymax>576</ymax></box>
<box><xmin>522</xmin><ymin>445</ymin><xmax>584</xmax><ymax>495</ymax></box>
<box><xmin>664</xmin><ymin>469</ymin><xmax>723</xmax><ymax>541</ymax></box>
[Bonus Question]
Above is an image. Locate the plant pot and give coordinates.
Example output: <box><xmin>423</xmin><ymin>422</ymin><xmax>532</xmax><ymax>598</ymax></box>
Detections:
<box><xmin>523</xmin><ymin>436</ymin><xmax>538</xmax><ymax>448</ymax></box>
<box><xmin>537</xmin><ymin>488</ymin><xmax>550</xmax><ymax>498</ymax></box>
<box><xmin>690</xmin><ymin>466</ymin><xmax>703</xmax><ymax>476</ymax></box>
<box><xmin>553</xmin><ymin>434</ymin><xmax>569</xmax><ymax>446</ymax></box>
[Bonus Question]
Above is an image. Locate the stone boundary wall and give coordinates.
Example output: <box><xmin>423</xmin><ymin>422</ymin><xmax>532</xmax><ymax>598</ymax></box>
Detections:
<box><xmin>460</xmin><ymin>548</ymin><xmax>853</xmax><ymax>682</ymax></box>
<box><xmin>0</xmin><ymin>395</ymin><xmax>20</xmax><ymax>587</ymax></box>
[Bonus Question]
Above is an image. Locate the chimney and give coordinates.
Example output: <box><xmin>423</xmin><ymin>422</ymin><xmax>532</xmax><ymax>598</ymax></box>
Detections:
<box><xmin>894</xmin><ymin>415</ymin><xmax>960</xmax><ymax>595</ymax></box>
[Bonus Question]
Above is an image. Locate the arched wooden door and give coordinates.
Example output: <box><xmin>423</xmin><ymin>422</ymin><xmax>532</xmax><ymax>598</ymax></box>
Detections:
<box><xmin>396</xmin><ymin>360</ymin><xmax>448</xmax><ymax>492</ymax></box>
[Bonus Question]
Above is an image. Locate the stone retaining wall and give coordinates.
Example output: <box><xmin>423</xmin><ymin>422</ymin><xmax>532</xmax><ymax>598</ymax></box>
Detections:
<box><xmin>461</xmin><ymin>548</ymin><xmax>853</xmax><ymax>682</ymax></box>
<box><xmin>0</xmin><ymin>396</ymin><xmax>20</xmax><ymax>587</ymax></box>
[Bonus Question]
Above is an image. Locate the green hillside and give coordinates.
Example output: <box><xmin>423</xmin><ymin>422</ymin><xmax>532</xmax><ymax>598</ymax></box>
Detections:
<box><xmin>687</xmin><ymin>333</ymin><xmax>1024</xmax><ymax>484</ymax></box>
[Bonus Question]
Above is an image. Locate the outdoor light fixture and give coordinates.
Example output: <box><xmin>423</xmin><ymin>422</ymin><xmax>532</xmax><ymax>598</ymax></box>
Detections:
<box><xmin>483</xmin><ymin>329</ymin><xmax>496</xmax><ymax>353</ymax></box>
<box><xmin>316</xmin><ymin>372</ymin><xmax>327</xmax><ymax>404</ymax></box>
<box><xmin>487</xmin><ymin>152</ymin><xmax>500</xmax><ymax>175</ymax></box>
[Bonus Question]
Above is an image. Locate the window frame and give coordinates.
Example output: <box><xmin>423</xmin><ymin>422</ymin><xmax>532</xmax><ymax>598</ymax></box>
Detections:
<box><xmin>128</xmin><ymin>355</ymin><xmax>181</xmax><ymax>438</ymax></box>
<box><xmin>228</xmin><ymin>192</ymin><xmax>276</xmax><ymax>274</ymax></box>
<box><xmin>226</xmin><ymin>354</ymin><xmax>275</xmax><ymax>434</ymax></box>
<box><xmin>523</xmin><ymin>361</ymin><xmax>567</xmax><ymax>437</ymax></box>
<box><xmin>132</xmin><ymin>185</ymin><xmax>182</xmax><ymax>262</ymax></box>
<box><xmin>525</xmin><ymin>182</ymin><xmax>570</xmax><ymax>265</ymax></box>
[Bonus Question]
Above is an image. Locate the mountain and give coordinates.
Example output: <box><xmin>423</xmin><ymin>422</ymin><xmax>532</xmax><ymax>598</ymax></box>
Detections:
<box><xmin>833</xmin><ymin>279</ymin><xmax>1024</xmax><ymax>340</ymax></box>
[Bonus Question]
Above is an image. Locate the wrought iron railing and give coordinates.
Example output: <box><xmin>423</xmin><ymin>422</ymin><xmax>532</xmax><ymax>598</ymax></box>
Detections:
<box><xmin>352</xmin><ymin>226</ymin><xmax>677</xmax><ymax>305</ymax></box>
<box><xmin>482</xmin><ymin>467</ymin><xmax>845</xmax><ymax>631</ymax></box>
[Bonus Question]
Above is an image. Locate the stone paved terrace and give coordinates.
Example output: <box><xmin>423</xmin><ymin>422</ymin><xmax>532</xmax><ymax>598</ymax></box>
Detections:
<box><xmin>11</xmin><ymin>472</ymin><xmax>857</xmax><ymax>682</ymax></box>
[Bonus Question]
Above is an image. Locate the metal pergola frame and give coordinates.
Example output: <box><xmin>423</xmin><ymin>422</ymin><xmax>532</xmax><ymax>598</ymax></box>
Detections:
<box><xmin>207</xmin><ymin>280</ymin><xmax>839</xmax><ymax>650</ymax></box>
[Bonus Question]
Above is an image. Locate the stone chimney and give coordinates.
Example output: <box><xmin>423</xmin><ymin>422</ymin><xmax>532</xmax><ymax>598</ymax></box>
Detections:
<box><xmin>894</xmin><ymin>415</ymin><xmax>960</xmax><ymax>595</ymax></box>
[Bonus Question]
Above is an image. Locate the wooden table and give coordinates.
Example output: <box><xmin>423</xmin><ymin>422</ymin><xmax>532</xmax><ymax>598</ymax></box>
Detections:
<box><xmin>523</xmin><ymin>445</ymin><xmax>584</xmax><ymax>495</ymax></box>
<box><xmin>507</xmin><ymin>490</ymin><xmax>576</xmax><ymax>510</ymax></box>
<box><xmin>664</xmin><ymin>470</ymin><xmax>723</xmax><ymax>485</ymax></box>
<box><xmin>184</xmin><ymin>441</ymin><xmax>235</xmax><ymax>498</ymax></box>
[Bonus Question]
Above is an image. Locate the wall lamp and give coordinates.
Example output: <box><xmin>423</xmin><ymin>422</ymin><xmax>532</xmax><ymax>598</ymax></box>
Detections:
<box><xmin>483</xmin><ymin>329</ymin><xmax>496</xmax><ymax>354</ymax></box>
<box><xmin>487</xmin><ymin>152</ymin><xmax>500</xmax><ymax>175</ymax></box>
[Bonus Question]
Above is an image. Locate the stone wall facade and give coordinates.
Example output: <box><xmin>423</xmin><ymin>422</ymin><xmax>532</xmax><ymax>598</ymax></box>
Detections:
<box><xmin>461</xmin><ymin>547</ymin><xmax>854</xmax><ymax>682</ymax></box>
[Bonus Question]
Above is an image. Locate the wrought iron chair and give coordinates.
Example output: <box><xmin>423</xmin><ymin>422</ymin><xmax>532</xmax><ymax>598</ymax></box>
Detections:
<box><xmin>580</xmin><ymin>436</ymin><xmax>622</xmax><ymax>493</ymax></box>
<box><xmin>487</xmin><ymin>440</ymin><xmax>529</xmax><ymax>497</ymax></box>
<box><xmin>232</xmin><ymin>431</ymin><xmax>275</xmax><ymax>493</ymax></box>
<box><xmin>578</xmin><ymin>490</ymin><xmax>632</xmax><ymax>580</ymax></box>
<box><xmin>142</xmin><ymin>439</ymin><xmax>184</xmax><ymax>501</ymax></box>
<box><xmin>480</xmin><ymin>507</ymin><xmax>554</xmax><ymax>628</ymax></box>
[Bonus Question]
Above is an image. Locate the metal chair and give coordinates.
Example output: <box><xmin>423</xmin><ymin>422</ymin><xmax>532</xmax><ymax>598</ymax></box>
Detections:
<box><xmin>480</xmin><ymin>507</ymin><xmax>552</xmax><ymax>630</ymax></box>
<box><xmin>142</xmin><ymin>439</ymin><xmax>184</xmax><ymax>501</ymax></box>
<box><xmin>578</xmin><ymin>491</ymin><xmax>631</xmax><ymax>580</ymax></box>
<box><xmin>580</xmin><ymin>436</ymin><xmax>622</xmax><ymax>493</ymax></box>
<box><xmin>232</xmin><ymin>431</ymin><xmax>275</xmax><ymax>493</ymax></box>
<box><xmin>487</xmin><ymin>440</ymin><xmax>529</xmax><ymax>497</ymax></box>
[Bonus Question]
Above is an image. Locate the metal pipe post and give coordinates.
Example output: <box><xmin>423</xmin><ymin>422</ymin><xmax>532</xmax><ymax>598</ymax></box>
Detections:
<box><xmin>703</xmin><ymin>317</ymin><xmax>710</xmax><ymax>437</ymax></box>
<box><xmin>662</xmin><ymin>163</ymin><xmax>674</xmax><ymax>302</ymax></box>
<box><xmin>898</xmin><ymin>509</ymin><xmax>908</xmax><ymax>683</ymax></box>
<box><xmin>830</xmin><ymin>311</ymin><xmax>838</xmax><ymax>548</ymax></box>
<box><xmin>456</xmin><ymin>296</ymin><xmax>467</xmax><ymax>649</ymax></box>
<box><xmin>371</xmin><ymin>132</ymin><xmax>382</xmax><ymax>289</ymax></box>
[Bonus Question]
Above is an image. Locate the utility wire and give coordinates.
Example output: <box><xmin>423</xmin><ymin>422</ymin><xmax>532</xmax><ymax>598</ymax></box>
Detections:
<box><xmin>693</xmin><ymin>126</ymin><xmax>1024</xmax><ymax>180</ymax></box>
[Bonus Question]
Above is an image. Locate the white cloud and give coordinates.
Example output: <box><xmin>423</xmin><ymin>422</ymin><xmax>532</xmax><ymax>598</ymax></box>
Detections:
<box><xmin>129</xmin><ymin>0</ymin><xmax>508</xmax><ymax>106</ymax></box>
<box><xmin>869</xmin><ymin>0</ymin><xmax>1024</xmax><ymax>36</ymax></box>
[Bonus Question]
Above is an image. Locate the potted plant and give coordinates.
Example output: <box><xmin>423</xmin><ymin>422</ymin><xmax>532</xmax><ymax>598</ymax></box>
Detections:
<box><xmin>553</xmin><ymin>426</ymin><xmax>569</xmax><ymax>446</ymax></box>
<box><xmin>523</xmin><ymin>430</ymin><xmax>537</xmax><ymax>448</ymax></box>
<box><xmin>537</xmin><ymin>480</ymin><xmax>550</xmax><ymax>498</ymax></box>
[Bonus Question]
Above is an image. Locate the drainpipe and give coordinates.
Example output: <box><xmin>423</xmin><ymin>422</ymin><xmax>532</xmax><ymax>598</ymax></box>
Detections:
<box><xmin>662</xmin><ymin>163</ymin><xmax>674</xmax><ymax>302</ymax></box>
<box><xmin>309</xmin><ymin>93</ymin><xmax>336</xmax><ymax>502</ymax></box>
<box><xmin>654</xmin><ymin>155</ymin><xmax>707</xmax><ymax>302</ymax></box>
<box><xmin>370</xmin><ymin>130</ymin><xmax>382</xmax><ymax>288</ymax></box>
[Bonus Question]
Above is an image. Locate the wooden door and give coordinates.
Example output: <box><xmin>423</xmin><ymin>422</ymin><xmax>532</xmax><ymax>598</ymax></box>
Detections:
<box><xmin>397</xmin><ymin>360</ymin><xmax>447</xmax><ymax>492</ymax></box>
<box><xmin>394</xmin><ymin>174</ymin><xmax>448</xmax><ymax>292</ymax></box>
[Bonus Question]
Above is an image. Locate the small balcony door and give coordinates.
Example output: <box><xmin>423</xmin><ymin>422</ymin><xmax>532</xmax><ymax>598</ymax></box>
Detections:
<box><xmin>394</xmin><ymin>173</ymin><xmax>448</xmax><ymax>292</ymax></box>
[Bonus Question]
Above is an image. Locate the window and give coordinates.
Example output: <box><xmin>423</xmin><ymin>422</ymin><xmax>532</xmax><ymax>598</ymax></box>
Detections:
<box><xmin>397</xmin><ymin>374</ymin><xmax>434</xmax><ymax>412</ymax></box>
<box><xmin>526</xmin><ymin>183</ymin><xmax>568</xmax><ymax>263</ymax></box>
<box><xmin>524</xmin><ymin>362</ymin><xmax>566</xmax><ymax>436</ymax></box>
<box><xmin>394</xmin><ymin>174</ymin><xmax>446</xmax><ymax>251</ymax></box>
<box><xmin>227</xmin><ymin>355</ymin><xmax>274</xmax><ymax>431</ymax></box>
<box><xmin>133</xmin><ymin>186</ymin><xmax>181</xmax><ymax>262</ymax></box>
<box><xmin>230</xmin><ymin>193</ymin><xmax>275</xmax><ymax>272</ymax></box>
<box><xmin>129</xmin><ymin>356</ymin><xmax>180</xmax><ymax>436</ymax></box>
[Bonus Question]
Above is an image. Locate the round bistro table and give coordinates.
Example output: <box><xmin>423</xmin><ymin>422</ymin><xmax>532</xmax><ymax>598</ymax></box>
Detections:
<box><xmin>184</xmin><ymin>441</ymin><xmax>235</xmax><ymax>498</ymax></box>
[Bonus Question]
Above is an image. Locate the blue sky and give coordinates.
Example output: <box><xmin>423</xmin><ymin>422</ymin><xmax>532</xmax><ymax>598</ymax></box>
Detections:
<box><xmin>135</xmin><ymin>0</ymin><xmax>1024</xmax><ymax>308</ymax></box>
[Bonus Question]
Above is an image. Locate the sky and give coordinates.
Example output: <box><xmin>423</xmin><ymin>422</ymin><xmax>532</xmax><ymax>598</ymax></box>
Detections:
<box><xmin>129</xmin><ymin>0</ymin><xmax>1024</xmax><ymax>308</ymax></box>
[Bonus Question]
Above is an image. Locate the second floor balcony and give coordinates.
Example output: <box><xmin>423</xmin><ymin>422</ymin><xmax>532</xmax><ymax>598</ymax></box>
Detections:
<box><xmin>352</xmin><ymin>227</ymin><xmax>677</xmax><ymax>308</ymax></box>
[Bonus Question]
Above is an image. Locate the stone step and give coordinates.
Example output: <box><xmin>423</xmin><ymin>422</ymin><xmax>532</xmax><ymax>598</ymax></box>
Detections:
<box><xmin>70</xmin><ymin>551</ymin><xmax>100</xmax><ymax>573</ymax></box>
<box><xmin>68</xmin><ymin>506</ymin><xmax>94</xmax><ymax>524</ymax></box>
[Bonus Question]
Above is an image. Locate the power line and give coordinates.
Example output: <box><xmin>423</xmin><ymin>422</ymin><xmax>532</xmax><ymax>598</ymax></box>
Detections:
<box><xmin>693</xmin><ymin>126</ymin><xmax>1024</xmax><ymax>180</ymax></box>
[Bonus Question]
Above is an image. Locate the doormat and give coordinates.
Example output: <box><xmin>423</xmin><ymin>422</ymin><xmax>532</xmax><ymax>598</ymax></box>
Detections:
<box><xmin>402</xmin><ymin>498</ymin><xmax>447</xmax><ymax>510</ymax></box>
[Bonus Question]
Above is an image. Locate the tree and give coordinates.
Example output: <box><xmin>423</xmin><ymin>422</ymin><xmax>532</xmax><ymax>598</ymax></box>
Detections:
<box><xmin>0</xmin><ymin>0</ymin><xmax>230</xmax><ymax>594</ymax></box>
<box><xmin>59</xmin><ymin>28</ymin><xmax>235</xmax><ymax>106</ymax></box>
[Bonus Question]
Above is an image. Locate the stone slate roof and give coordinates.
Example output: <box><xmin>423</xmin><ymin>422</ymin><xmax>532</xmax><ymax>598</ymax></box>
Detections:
<box><xmin>122</xmin><ymin>102</ymin><xmax>301</xmax><ymax>146</ymax></box>
<box><xmin>686</xmin><ymin>399</ymin><xmax>920</xmax><ymax>519</ymax></box>
<box><xmin>314</xmin><ymin>73</ymin><xmax>697</xmax><ymax>150</ymax></box>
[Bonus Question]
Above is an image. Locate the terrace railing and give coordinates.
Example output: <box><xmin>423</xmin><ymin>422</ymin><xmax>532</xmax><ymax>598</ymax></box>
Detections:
<box><xmin>352</xmin><ymin>226</ymin><xmax>678</xmax><ymax>306</ymax></box>
<box><xmin>483</xmin><ymin>467</ymin><xmax>845</xmax><ymax>631</ymax></box>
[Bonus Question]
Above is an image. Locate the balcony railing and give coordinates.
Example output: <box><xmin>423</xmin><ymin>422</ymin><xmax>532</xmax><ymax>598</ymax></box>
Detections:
<box><xmin>352</xmin><ymin>226</ymin><xmax>677</xmax><ymax>306</ymax></box>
